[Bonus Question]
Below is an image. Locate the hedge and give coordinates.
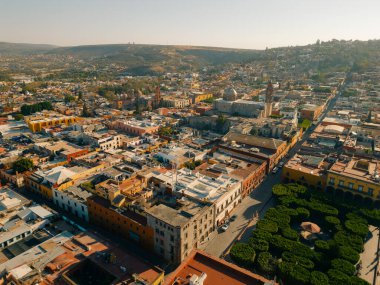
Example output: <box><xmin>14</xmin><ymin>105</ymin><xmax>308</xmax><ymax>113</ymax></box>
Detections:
<box><xmin>276</xmin><ymin>205</ymin><xmax>298</xmax><ymax>217</ymax></box>
<box><xmin>349</xmin><ymin>276</ymin><xmax>371</xmax><ymax>285</ymax></box>
<box><xmin>282</xmin><ymin>251</ymin><xmax>314</xmax><ymax>269</ymax></box>
<box><xmin>281</xmin><ymin>227</ymin><xmax>299</xmax><ymax>241</ymax></box>
<box><xmin>269</xmin><ymin>235</ymin><xmax>315</xmax><ymax>259</ymax></box>
<box><xmin>279</xmin><ymin>261</ymin><xmax>310</xmax><ymax>285</ymax></box>
<box><xmin>338</xmin><ymin>246</ymin><xmax>360</xmax><ymax>264</ymax></box>
<box><xmin>265</xmin><ymin>208</ymin><xmax>291</xmax><ymax>225</ymax></box>
<box><xmin>249</xmin><ymin>238</ymin><xmax>269</xmax><ymax>252</ymax></box>
<box><xmin>310</xmin><ymin>271</ymin><xmax>329</xmax><ymax>285</ymax></box>
<box><xmin>252</xmin><ymin>229</ymin><xmax>272</xmax><ymax>241</ymax></box>
<box><xmin>331</xmin><ymin>258</ymin><xmax>356</xmax><ymax>275</ymax></box>
<box><xmin>325</xmin><ymin>215</ymin><xmax>341</xmax><ymax>227</ymax></box>
<box><xmin>334</xmin><ymin>231</ymin><xmax>364</xmax><ymax>253</ymax></box>
<box><xmin>272</xmin><ymin>184</ymin><xmax>292</xmax><ymax>197</ymax></box>
<box><xmin>256</xmin><ymin>220</ymin><xmax>278</xmax><ymax>233</ymax></box>
<box><xmin>295</xmin><ymin>207</ymin><xmax>310</xmax><ymax>221</ymax></box>
<box><xmin>346</xmin><ymin>213</ymin><xmax>367</xmax><ymax>224</ymax></box>
<box><xmin>359</xmin><ymin>209</ymin><xmax>380</xmax><ymax>227</ymax></box>
<box><xmin>314</xmin><ymin>240</ymin><xmax>330</xmax><ymax>254</ymax></box>
<box><xmin>345</xmin><ymin>219</ymin><xmax>369</xmax><ymax>238</ymax></box>
<box><xmin>256</xmin><ymin>252</ymin><xmax>277</xmax><ymax>275</ymax></box>
<box><xmin>327</xmin><ymin>269</ymin><xmax>351</xmax><ymax>283</ymax></box>
<box><xmin>230</xmin><ymin>242</ymin><xmax>256</xmax><ymax>267</ymax></box>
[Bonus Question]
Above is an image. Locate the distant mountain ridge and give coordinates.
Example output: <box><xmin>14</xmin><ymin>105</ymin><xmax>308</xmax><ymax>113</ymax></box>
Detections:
<box><xmin>0</xmin><ymin>42</ymin><xmax>57</xmax><ymax>55</ymax></box>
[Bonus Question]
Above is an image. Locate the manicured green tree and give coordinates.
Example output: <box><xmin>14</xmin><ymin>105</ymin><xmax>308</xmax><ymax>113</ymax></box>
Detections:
<box><xmin>256</xmin><ymin>220</ymin><xmax>278</xmax><ymax>234</ymax></box>
<box><xmin>334</xmin><ymin>231</ymin><xmax>364</xmax><ymax>253</ymax></box>
<box><xmin>252</xmin><ymin>229</ymin><xmax>272</xmax><ymax>241</ymax></box>
<box><xmin>359</xmin><ymin>209</ymin><xmax>380</xmax><ymax>227</ymax></box>
<box><xmin>327</xmin><ymin>269</ymin><xmax>350</xmax><ymax>283</ymax></box>
<box><xmin>346</xmin><ymin>213</ymin><xmax>367</xmax><ymax>224</ymax></box>
<box><xmin>230</xmin><ymin>242</ymin><xmax>256</xmax><ymax>267</ymax></box>
<box><xmin>265</xmin><ymin>208</ymin><xmax>291</xmax><ymax>225</ymax></box>
<box><xmin>12</xmin><ymin>158</ymin><xmax>34</xmax><ymax>173</ymax></box>
<box><xmin>256</xmin><ymin>252</ymin><xmax>277</xmax><ymax>275</ymax></box>
<box><xmin>282</xmin><ymin>252</ymin><xmax>314</xmax><ymax>269</ymax></box>
<box><xmin>278</xmin><ymin>261</ymin><xmax>311</xmax><ymax>285</ymax></box>
<box><xmin>337</xmin><ymin>246</ymin><xmax>360</xmax><ymax>264</ymax></box>
<box><xmin>248</xmin><ymin>238</ymin><xmax>269</xmax><ymax>252</ymax></box>
<box><xmin>276</xmin><ymin>205</ymin><xmax>298</xmax><ymax>217</ymax></box>
<box><xmin>281</xmin><ymin>227</ymin><xmax>299</xmax><ymax>241</ymax></box>
<box><xmin>331</xmin><ymin>258</ymin><xmax>356</xmax><ymax>275</ymax></box>
<box><xmin>325</xmin><ymin>215</ymin><xmax>341</xmax><ymax>230</ymax></box>
<box><xmin>294</xmin><ymin>207</ymin><xmax>310</xmax><ymax>222</ymax></box>
<box><xmin>314</xmin><ymin>240</ymin><xmax>330</xmax><ymax>254</ymax></box>
<box><xmin>310</xmin><ymin>271</ymin><xmax>329</xmax><ymax>285</ymax></box>
<box><xmin>269</xmin><ymin>235</ymin><xmax>294</xmax><ymax>256</ymax></box>
<box><xmin>349</xmin><ymin>276</ymin><xmax>371</xmax><ymax>285</ymax></box>
<box><xmin>345</xmin><ymin>219</ymin><xmax>369</xmax><ymax>238</ymax></box>
<box><xmin>272</xmin><ymin>184</ymin><xmax>292</xmax><ymax>197</ymax></box>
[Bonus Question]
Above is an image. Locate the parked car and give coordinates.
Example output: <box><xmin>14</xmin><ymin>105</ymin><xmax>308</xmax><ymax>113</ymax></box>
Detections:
<box><xmin>278</xmin><ymin>162</ymin><xmax>284</xmax><ymax>168</ymax></box>
<box><xmin>221</xmin><ymin>223</ymin><xmax>229</xmax><ymax>232</ymax></box>
<box><xmin>230</xmin><ymin>214</ymin><xmax>237</xmax><ymax>221</ymax></box>
<box><xmin>272</xmin><ymin>167</ymin><xmax>279</xmax><ymax>174</ymax></box>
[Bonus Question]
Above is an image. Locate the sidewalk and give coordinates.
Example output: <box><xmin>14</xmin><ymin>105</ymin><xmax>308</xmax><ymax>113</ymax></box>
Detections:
<box><xmin>359</xmin><ymin>226</ymin><xmax>379</xmax><ymax>285</ymax></box>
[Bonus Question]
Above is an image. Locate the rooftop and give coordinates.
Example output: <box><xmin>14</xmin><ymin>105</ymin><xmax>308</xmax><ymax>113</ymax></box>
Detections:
<box><xmin>164</xmin><ymin>250</ymin><xmax>276</xmax><ymax>285</ymax></box>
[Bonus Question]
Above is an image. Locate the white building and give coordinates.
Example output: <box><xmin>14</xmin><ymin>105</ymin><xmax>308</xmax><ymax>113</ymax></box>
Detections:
<box><xmin>53</xmin><ymin>186</ymin><xmax>92</xmax><ymax>222</ymax></box>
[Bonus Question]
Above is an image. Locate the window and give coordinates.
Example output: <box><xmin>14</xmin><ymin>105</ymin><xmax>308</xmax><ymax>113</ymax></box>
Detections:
<box><xmin>358</xmin><ymin>185</ymin><xmax>363</xmax><ymax>192</ymax></box>
<box><xmin>329</xmin><ymin>178</ymin><xmax>335</xmax><ymax>185</ymax></box>
<box><xmin>368</xmin><ymin>188</ymin><xmax>374</xmax><ymax>196</ymax></box>
<box><xmin>338</xmin><ymin>180</ymin><xmax>344</xmax><ymax>187</ymax></box>
<box><xmin>348</xmin><ymin>183</ymin><xmax>353</xmax><ymax>189</ymax></box>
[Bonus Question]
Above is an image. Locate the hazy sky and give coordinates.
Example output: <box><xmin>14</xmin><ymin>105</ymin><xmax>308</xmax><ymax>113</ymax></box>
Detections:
<box><xmin>1</xmin><ymin>0</ymin><xmax>379</xmax><ymax>49</ymax></box>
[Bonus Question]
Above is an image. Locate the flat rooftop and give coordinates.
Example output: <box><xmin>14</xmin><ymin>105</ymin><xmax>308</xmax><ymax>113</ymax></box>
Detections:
<box><xmin>329</xmin><ymin>158</ymin><xmax>380</xmax><ymax>185</ymax></box>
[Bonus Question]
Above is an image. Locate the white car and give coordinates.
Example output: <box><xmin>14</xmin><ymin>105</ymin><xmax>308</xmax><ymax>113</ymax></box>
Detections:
<box><xmin>272</xmin><ymin>167</ymin><xmax>279</xmax><ymax>174</ymax></box>
<box><xmin>278</xmin><ymin>162</ymin><xmax>284</xmax><ymax>168</ymax></box>
<box><xmin>221</xmin><ymin>224</ymin><xmax>229</xmax><ymax>232</ymax></box>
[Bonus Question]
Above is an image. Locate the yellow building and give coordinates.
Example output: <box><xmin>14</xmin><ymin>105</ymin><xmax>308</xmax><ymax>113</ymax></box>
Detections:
<box><xmin>25</xmin><ymin>112</ymin><xmax>80</xmax><ymax>132</ymax></box>
<box><xmin>326</xmin><ymin>158</ymin><xmax>380</xmax><ymax>205</ymax></box>
<box><xmin>282</xmin><ymin>154</ymin><xmax>327</xmax><ymax>191</ymax></box>
<box><xmin>192</xmin><ymin>92</ymin><xmax>213</xmax><ymax>104</ymax></box>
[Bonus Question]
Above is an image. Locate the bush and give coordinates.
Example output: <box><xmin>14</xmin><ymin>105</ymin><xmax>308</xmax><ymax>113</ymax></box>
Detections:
<box><xmin>272</xmin><ymin>184</ymin><xmax>292</xmax><ymax>197</ymax></box>
<box><xmin>276</xmin><ymin>205</ymin><xmax>298</xmax><ymax>217</ymax></box>
<box><xmin>314</xmin><ymin>240</ymin><xmax>330</xmax><ymax>254</ymax></box>
<box><xmin>338</xmin><ymin>246</ymin><xmax>360</xmax><ymax>264</ymax></box>
<box><xmin>334</xmin><ymin>231</ymin><xmax>364</xmax><ymax>253</ymax></box>
<box><xmin>269</xmin><ymin>235</ymin><xmax>315</xmax><ymax>259</ymax></box>
<box><xmin>360</xmin><ymin>209</ymin><xmax>380</xmax><ymax>227</ymax></box>
<box><xmin>310</xmin><ymin>271</ymin><xmax>329</xmax><ymax>285</ymax></box>
<box><xmin>230</xmin><ymin>242</ymin><xmax>256</xmax><ymax>267</ymax></box>
<box><xmin>346</xmin><ymin>213</ymin><xmax>367</xmax><ymax>224</ymax></box>
<box><xmin>327</xmin><ymin>269</ymin><xmax>350</xmax><ymax>283</ymax></box>
<box><xmin>252</xmin><ymin>229</ymin><xmax>272</xmax><ymax>241</ymax></box>
<box><xmin>325</xmin><ymin>215</ymin><xmax>341</xmax><ymax>228</ymax></box>
<box><xmin>282</xmin><ymin>251</ymin><xmax>314</xmax><ymax>269</ymax></box>
<box><xmin>349</xmin><ymin>276</ymin><xmax>371</xmax><ymax>285</ymax></box>
<box><xmin>256</xmin><ymin>252</ymin><xmax>277</xmax><ymax>275</ymax></box>
<box><xmin>331</xmin><ymin>258</ymin><xmax>356</xmax><ymax>275</ymax></box>
<box><xmin>265</xmin><ymin>208</ymin><xmax>291</xmax><ymax>225</ymax></box>
<box><xmin>295</xmin><ymin>207</ymin><xmax>310</xmax><ymax>222</ymax></box>
<box><xmin>278</xmin><ymin>262</ymin><xmax>310</xmax><ymax>285</ymax></box>
<box><xmin>249</xmin><ymin>238</ymin><xmax>269</xmax><ymax>252</ymax></box>
<box><xmin>256</xmin><ymin>220</ymin><xmax>278</xmax><ymax>233</ymax></box>
<box><xmin>345</xmin><ymin>219</ymin><xmax>369</xmax><ymax>238</ymax></box>
<box><xmin>281</xmin><ymin>227</ymin><xmax>299</xmax><ymax>241</ymax></box>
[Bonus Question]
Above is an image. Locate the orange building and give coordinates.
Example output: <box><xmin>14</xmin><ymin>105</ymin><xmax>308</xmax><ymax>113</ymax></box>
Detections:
<box><xmin>300</xmin><ymin>104</ymin><xmax>324</xmax><ymax>121</ymax></box>
<box><xmin>165</xmin><ymin>249</ymin><xmax>277</xmax><ymax>285</ymax></box>
<box><xmin>87</xmin><ymin>195</ymin><xmax>154</xmax><ymax>250</ymax></box>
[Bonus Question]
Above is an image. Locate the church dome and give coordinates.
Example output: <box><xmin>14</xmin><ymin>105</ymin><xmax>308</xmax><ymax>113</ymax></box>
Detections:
<box><xmin>223</xmin><ymin>87</ymin><xmax>237</xmax><ymax>101</ymax></box>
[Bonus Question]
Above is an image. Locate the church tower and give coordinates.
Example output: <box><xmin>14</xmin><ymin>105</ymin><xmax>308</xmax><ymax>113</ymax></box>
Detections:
<box><xmin>264</xmin><ymin>81</ymin><xmax>274</xmax><ymax>117</ymax></box>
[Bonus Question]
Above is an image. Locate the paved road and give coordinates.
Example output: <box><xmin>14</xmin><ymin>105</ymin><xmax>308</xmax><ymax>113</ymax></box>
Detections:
<box><xmin>360</xmin><ymin>226</ymin><xmax>380</xmax><ymax>285</ymax></box>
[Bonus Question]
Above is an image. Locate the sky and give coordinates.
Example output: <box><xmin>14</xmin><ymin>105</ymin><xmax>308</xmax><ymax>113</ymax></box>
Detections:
<box><xmin>0</xmin><ymin>0</ymin><xmax>379</xmax><ymax>49</ymax></box>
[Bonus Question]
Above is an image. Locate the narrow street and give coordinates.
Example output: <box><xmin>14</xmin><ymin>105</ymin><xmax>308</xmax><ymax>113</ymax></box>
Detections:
<box><xmin>360</xmin><ymin>226</ymin><xmax>380</xmax><ymax>285</ymax></box>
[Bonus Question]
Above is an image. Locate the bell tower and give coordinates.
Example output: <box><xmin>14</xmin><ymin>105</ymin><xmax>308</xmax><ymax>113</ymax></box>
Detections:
<box><xmin>264</xmin><ymin>81</ymin><xmax>274</xmax><ymax>117</ymax></box>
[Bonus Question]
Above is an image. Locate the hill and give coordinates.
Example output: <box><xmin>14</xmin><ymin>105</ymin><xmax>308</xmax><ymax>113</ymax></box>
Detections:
<box><xmin>0</xmin><ymin>42</ymin><xmax>57</xmax><ymax>55</ymax></box>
